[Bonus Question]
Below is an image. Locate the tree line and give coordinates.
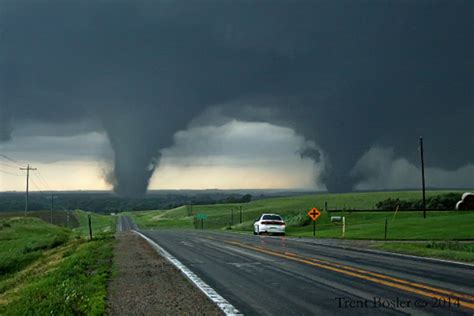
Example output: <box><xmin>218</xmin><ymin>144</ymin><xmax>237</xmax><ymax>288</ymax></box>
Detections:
<box><xmin>375</xmin><ymin>193</ymin><xmax>462</xmax><ymax>211</ymax></box>
<box><xmin>0</xmin><ymin>192</ymin><xmax>253</xmax><ymax>213</ymax></box>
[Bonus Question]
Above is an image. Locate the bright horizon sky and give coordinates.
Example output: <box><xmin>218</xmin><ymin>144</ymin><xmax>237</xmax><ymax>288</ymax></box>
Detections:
<box><xmin>0</xmin><ymin>121</ymin><xmax>325</xmax><ymax>192</ymax></box>
<box><xmin>2</xmin><ymin>120</ymin><xmax>473</xmax><ymax>193</ymax></box>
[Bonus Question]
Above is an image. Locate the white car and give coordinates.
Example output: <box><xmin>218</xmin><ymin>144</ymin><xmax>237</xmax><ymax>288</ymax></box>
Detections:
<box><xmin>253</xmin><ymin>213</ymin><xmax>286</xmax><ymax>236</ymax></box>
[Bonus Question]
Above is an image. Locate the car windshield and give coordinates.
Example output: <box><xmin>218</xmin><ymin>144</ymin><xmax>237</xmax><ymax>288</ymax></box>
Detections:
<box><xmin>262</xmin><ymin>215</ymin><xmax>282</xmax><ymax>221</ymax></box>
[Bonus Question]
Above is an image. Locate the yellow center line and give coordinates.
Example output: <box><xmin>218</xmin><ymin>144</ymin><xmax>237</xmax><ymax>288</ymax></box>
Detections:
<box><xmin>304</xmin><ymin>256</ymin><xmax>474</xmax><ymax>302</ymax></box>
<box><xmin>245</xmin><ymin>242</ymin><xmax>474</xmax><ymax>301</ymax></box>
<box><xmin>225</xmin><ymin>241</ymin><xmax>474</xmax><ymax>310</ymax></box>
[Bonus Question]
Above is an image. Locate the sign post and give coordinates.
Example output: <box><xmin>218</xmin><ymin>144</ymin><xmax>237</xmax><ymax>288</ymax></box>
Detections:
<box><xmin>195</xmin><ymin>214</ymin><xmax>208</xmax><ymax>230</ymax></box>
<box><xmin>307</xmin><ymin>208</ymin><xmax>321</xmax><ymax>237</ymax></box>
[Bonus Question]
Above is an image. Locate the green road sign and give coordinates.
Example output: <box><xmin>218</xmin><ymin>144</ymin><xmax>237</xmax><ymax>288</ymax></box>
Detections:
<box><xmin>196</xmin><ymin>213</ymin><xmax>208</xmax><ymax>220</ymax></box>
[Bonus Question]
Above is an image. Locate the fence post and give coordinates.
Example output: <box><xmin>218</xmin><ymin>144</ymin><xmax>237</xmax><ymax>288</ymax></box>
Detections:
<box><xmin>342</xmin><ymin>216</ymin><xmax>346</xmax><ymax>238</ymax></box>
<box><xmin>384</xmin><ymin>218</ymin><xmax>388</xmax><ymax>240</ymax></box>
<box><xmin>88</xmin><ymin>214</ymin><xmax>93</xmax><ymax>240</ymax></box>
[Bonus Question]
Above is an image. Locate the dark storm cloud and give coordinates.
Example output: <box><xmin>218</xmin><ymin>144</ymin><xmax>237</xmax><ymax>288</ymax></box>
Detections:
<box><xmin>1</xmin><ymin>0</ymin><xmax>472</xmax><ymax>195</ymax></box>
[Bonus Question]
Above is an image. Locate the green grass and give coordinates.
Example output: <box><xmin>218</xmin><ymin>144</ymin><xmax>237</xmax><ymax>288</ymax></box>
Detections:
<box><xmin>0</xmin><ymin>211</ymin><xmax>79</xmax><ymax>228</ymax></box>
<box><xmin>129</xmin><ymin>191</ymin><xmax>474</xmax><ymax>240</ymax></box>
<box><xmin>0</xmin><ymin>236</ymin><xmax>114</xmax><ymax>315</ymax></box>
<box><xmin>73</xmin><ymin>210</ymin><xmax>117</xmax><ymax>237</ymax></box>
<box><xmin>0</xmin><ymin>211</ymin><xmax>116</xmax><ymax>315</ymax></box>
<box><xmin>0</xmin><ymin>217</ymin><xmax>70</xmax><ymax>276</ymax></box>
<box><xmin>371</xmin><ymin>242</ymin><xmax>474</xmax><ymax>262</ymax></box>
<box><xmin>287</xmin><ymin>211</ymin><xmax>474</xmax><ymax>240</ymax></box>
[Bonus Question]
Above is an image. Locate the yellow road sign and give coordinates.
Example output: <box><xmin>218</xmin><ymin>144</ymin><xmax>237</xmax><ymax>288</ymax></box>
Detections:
<box><xmin>307</xmin><ymin>208</ymin><xmax>321</xmax><ymax>221</ymax></box>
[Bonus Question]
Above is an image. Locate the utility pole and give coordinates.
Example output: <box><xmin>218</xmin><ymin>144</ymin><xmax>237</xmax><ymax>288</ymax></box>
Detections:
<box><xmin>50</xmin><ymin>194</ymin><xmax>57</xmax><ymax>224</ymax></box>
<box><xmin>88</xmin><ymin>214</ymin><xmax>93</xmax><ymax>240</ymax></box>
<box><xmin>19</xmin><ymin>164</ymin><xmax>37</xmax><ymax>216</ymax></box>
<box><xmin>239</xmin><ymin>206</ymin><xmax>242</xmax><ymax>224</ymax></box>
<box><xmin>420</xmin><ymin>137</ymin><xmax>426</xmax><ymax>219</ymax></box>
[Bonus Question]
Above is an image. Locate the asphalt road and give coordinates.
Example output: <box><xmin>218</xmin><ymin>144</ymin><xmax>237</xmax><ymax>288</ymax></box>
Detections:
<box><xmin>118</xmin><ymin>217</ymin><xmax>474</xmax><ymax>315</ymax></box>
<box><xmin>117</xmin><ymin>214</ymin><xmax>137</xmax><ymax>232</ymax></box>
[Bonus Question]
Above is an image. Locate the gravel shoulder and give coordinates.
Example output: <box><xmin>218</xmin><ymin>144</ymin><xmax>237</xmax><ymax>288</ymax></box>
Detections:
<box><xmin>107</xmin><ymin>232</ymin><xmax>223</xmax><ymax>315</ymax></box>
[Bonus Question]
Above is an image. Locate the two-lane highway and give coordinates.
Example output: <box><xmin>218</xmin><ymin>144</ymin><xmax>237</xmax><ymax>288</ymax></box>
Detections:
<box><xmin>117</xmin><ymin>216</ymin><xmax>474</xmax><ymax>315</ymax></box>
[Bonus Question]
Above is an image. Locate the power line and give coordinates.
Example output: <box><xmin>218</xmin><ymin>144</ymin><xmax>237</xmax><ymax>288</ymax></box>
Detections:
<box><xmin>420</xmin><ymin>137</ymin><xmax>426</xmax><ymax>219</ymax></box>
<box><xmin>0</xmin><ymin>161</ymin><xmax>20</xmax><ymax>169</ymax></box>
<box><xmin>0</xmin><ymin>153</ymin><xmax>26</xmax><ymax>168</ymax></box>
<box><xmin>32</xmin><ymin>170</ymin><xmax>52</xmax><ymax>192</ymax></box>
<box><xmin>29</xmin><ymin>176</ymin><xmax>47</xmax><ymax>196</ymax></box>
<box><xmin>26</xmin><ymin>174</ymin><xmax>61</xmax><ymax>225</ymax></box>
<box><xmin>31</xmin><ymin>173</ymin><xmax>49</xmax><ymax>191</ymax></box>
<box><xmin>0</xmin><ymin>168</ymin><xmax>23</xmax><ymax>176</ymax></box>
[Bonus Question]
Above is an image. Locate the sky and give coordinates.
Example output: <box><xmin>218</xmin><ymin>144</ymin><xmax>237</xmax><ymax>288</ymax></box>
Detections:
<box><xmin>0</xmin><ymin>120</ymin><xmax>325</xmax><ymax>191</ymax></box>
<box><xmin>1</xmin><ymin>0</ymin><xmax>473</xmax><ymax>194</ymax></box>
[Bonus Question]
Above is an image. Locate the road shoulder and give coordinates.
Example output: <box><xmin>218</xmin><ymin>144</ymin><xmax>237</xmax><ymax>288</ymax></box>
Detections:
<box><xmin>107</xmin><ymin>232</ymin><xmax>222</xmax><ymax>315</ymax></box>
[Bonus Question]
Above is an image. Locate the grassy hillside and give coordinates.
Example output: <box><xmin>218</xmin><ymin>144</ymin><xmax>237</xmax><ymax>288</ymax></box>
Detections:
<box><xmin>73</xmin><ymin>210</ymin><xmax>117</xmax><ymax>237</ymax></box>
<box><xmin>0</xmin><ymin>211</ymin><xmax>116</xmax><ymax>315</ymax></box>
<box><xmin>130</xmin><ymin>191</ymin><xmax>474</xmax><ymax>240</ymax></box>
<box><xmin>0</xmin><ymin>217</ymin><xmax>70</xmax><ymax>276</ymax></box>
<box><xmin>0</xmin><ymin>210</ymin><xmax>79</xmax><ymax>228</ymax></box>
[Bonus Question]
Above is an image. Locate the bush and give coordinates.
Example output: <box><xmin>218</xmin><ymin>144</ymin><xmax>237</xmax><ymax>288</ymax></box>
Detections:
<box><xmin>426</xmin><ymin>193</ymin><xmax>461</xmax><ymax>210</ymax></box>
<box><xmin>375</xmin><ymin>198</ymin><xmax>413</xmax><ymax>211</ymax></box>
<box><xmin>376</xmin><ymin>193</ymin><xmax>461</xmax><ymax>211</ymax></box>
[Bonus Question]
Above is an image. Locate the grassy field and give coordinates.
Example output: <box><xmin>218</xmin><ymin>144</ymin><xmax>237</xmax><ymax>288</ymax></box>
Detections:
<box><xmin>129</xmin><ymin>191</ymin><xmax>474</xmax><ymax>240</ymax></box>
<box><xmin>73</xmin><ymin>210</ymin><xmax>117</xmax><ymax>237</ymax></box>
<box><xmin>0</xmin><ymin>210</ymin><xmax>79</xmax><ymax>228</ymax></box>
<box><xmin>287</xmin><ymin>211</ymin><xmax>474</xmax><ymax>240</ymax></box>
<box><xmin>0</xmin><ymin>211</ymin><xmax>116</xmax><ymax>315</ymax></box>
<box><xmin>0</xmin><ymin>217</ymin><xmax>70</xmax><ymax>277</ymax></box>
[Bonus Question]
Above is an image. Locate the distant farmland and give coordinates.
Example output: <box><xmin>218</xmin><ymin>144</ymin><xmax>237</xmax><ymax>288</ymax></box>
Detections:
<box><xmin>0</xmin><ymin>211</ymin><xmax>79</xmax><ymax>228</ymax></box>
<box><xmin>129</xmin><ymin>190</ymin><xmax>474</xmax><ymax>240</ymax></box>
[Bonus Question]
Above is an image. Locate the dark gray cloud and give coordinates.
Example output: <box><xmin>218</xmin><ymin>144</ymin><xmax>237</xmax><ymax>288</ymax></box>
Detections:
<box><xmin>352</xmin><ymin>147</ymin><xmax>474</xmax><ymax>190</ymax></box>
<box><xmin>1</xmin><ymin>131</ymin><xmax>109</xmax><ymax>163</ymax></box>
<box><xmin>1</xmin><ymin>0</ymin><xmax>472</xmax><ymax>195</ymax></box>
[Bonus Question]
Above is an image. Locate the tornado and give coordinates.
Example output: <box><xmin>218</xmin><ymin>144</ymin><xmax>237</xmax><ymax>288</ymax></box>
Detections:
<box><xmin>1</xmin><ymin>0</ymin><xmax>472</xmax><ymax>194</ymax></box>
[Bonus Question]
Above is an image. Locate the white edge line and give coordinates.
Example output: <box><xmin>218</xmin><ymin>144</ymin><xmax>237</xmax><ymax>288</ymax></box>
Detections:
<box><xmin>286</xmin><ymin>237</ymin><xmax>474</xmax><ymax>268</ymax></box>
<box><xmin>132</xmin><ymin>230</ymin><xmax>242</xmax><ymax>316</ymax></box>
<box><xmin>350</xmin><ymin>246</ymin><xmax>474</xmax><ymax>268</ymax></box>
<box><xmin>229</xmin><ymin>232</ymin><xmax>474</xmax><ymax>268</ymax></box>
